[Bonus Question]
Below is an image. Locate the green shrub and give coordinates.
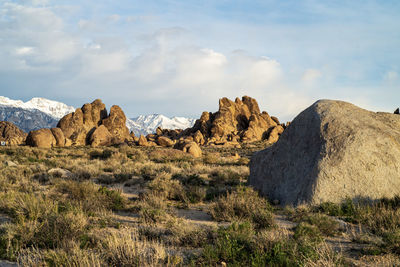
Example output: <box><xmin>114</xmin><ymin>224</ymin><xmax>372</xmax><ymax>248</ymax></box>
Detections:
<box><xmin>317</xmin><ymin>198</ymin><xmax>356</xmax><ymax>217</ymax></box>
<box><xmin>200</xmin><ymin>222</ymin><xmax>256</xmax><ymax>265</ymax></box>
<box><xmin>294</xmin><ymin>222</ymin><xmax>324</xmax><ymax>245</ymax></box>
<box><xmin>148</xmin><ymin>173</ymin><xmax>186</xmax><ymax>201</ymax></box>
<box><xmin>137</xmin><ymin>193</ymin><xmax>170</xmax><ymax>224</ymax></box>
<box><xmin>210</xmin><ymin>187</ymin><xmax>274</xmax><ymax>229</ymax></box>
<box><xmin>293</xmin><ymin>213</ymin><xmax>340</xmax><ymax>237</ymax></box>
<box><xmin>185</xmin><ymin>186</ymin><xmax>206</xmax><ymax>204</ymax></box>
<box><xmin>98</xmin><ymin>186</ymin><xmax>126</xmax><ymax>211</ymax></box>
<box><xmin>89</xmin><ymin>149</ymin><xmax>113</xmax><ymax>160</ymax></box>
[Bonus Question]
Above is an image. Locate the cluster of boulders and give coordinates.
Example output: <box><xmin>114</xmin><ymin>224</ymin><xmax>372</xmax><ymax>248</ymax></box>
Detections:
<box><xmin>250</xmin><ymin>100</ymin><xmax>400</xmax><ymax>205</ymax></box>
<box><xmin>25</xmin><ymin>99</ymin><xmax>133</xmax><ymax>148</ymax></box>
<box><xmin>0</xmin><ymin>96</ymin><xmax>285</xmax><ymax>158</ymax></box>
<box><xmin>0</xmin><ymin>121</ymin><xmax>27</xmax><ymax>145</ymax></box>
<box><xmin>131</xmin><ymin>130</ymin><xmax>202</xmax><ymax>158</ymax></box>
<box><xmin>185</xmin><ymin>96</ymin><xmax>286</xmax><ymax>146</ymax></box>
<box><xmin>135</xmin><ymin>96</ymin><xmax>286</xmax><ymax>152</ymax></box>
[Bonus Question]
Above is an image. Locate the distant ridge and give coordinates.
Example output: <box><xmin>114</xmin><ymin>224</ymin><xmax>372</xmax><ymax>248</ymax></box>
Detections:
<box><xmin>0</xmin><ymin>96</ymin><xmax>75</xmax><ymax>119</ymax></box>
<box><xmin>127</xmin><ymin>114</ymin><xmax>196</xmax><ymax>136</ymax></box>
<box><xmin>0</xmin><ymin>96</ymin><xmax>195</xmax><ymax>134</ymax></box>
<box><xmin>0</xmin><ymin>96</ymin><xmax>75</xmax><ymax>132</ymax></box>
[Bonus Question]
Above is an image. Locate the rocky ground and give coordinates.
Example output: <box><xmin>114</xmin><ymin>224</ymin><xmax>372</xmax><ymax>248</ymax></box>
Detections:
<box><xmin>0</xmin><ymin>144</ymin><xmax>399</xmax><ymax>266</ymax></box>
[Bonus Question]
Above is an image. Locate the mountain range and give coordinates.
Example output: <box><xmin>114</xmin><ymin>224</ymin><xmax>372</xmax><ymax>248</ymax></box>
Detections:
<box><xmin>127</xmin><ymin>114</ymin><xmax>195</xmax><ymax>136</ymax></box>
<box><xmin>0</xmin><ymin>96</ymin><xmax>195</xmax><ymax>134</ymax></box>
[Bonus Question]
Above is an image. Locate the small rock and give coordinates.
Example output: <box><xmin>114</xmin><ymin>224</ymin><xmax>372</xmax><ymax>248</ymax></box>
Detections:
<box><xmin>5</xmin><ymin>161</ymin><xmax>17</xmax><ymax>167</ymax></box>
<box><xmin>138</xmin><ymin>135</ymin><xmax>149</xmax><ymax>146</ymax></box>
<box><xmin>395</xmin><ymin>108</ymin><xmax>399</xmax><ymax>114</ymax></box>
<box><xmin>0</xmin><ymin>259</ymin><xmax>17</xmax><ymax>267</ymax></box>
<box><xmin>48</xmin><ymin>168</ymin><xmax>72</xmax><ymax>178</ymax></box>
<box><xmin>157</xmin><ymin>136</ymin><xmax>175</xmax><ymax>147</ymax></box>
<box><xmin>230</xmin><ymin>153</ymin><xmax>240</xmax><ymax>160</ymax></box>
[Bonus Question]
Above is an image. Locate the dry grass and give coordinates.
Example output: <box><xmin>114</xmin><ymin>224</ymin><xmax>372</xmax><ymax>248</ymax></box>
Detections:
<box><xmin>97</xmin><ymin>228</ymin><xmax>169</xmax><ymax>266</ymax></box>
<box><xmin>0</xmin><ymin>145</ymin><xmax>397</xmax><ymax>266</ymax></box>
<box><xmin>210</xmin><ymin>186</ymin><xmax>274</xmax><ymax>229</ymax></box>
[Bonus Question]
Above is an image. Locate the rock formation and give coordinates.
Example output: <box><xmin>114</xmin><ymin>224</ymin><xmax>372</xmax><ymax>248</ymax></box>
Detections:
<box><xmin>174</xmin><ymin>140</ymin><xmax>202</xmax><ymax>158</ymax></box>
<box><xmin>189</xmin><ymin>96</ymin><xmax>279</xmax><ymax>144</ymax></box>
<box><xmin>249</xmin><ymin>100</ymin><xmax>400</xmax><ymax>205</ymax></box>
<box><xmin>138</xmin><ymin>135</ymin><xmax>149</xmax><ymax>147</ymax></box>
<box><xmin>51</xmin><ymin>128</ymin><xmax>66</xmax><ymax>147</ymax></box>
<box><xmin>26</xmin><ymin>99</ymin><xmax>133</xmax><ymax>148</ymax></box>
<box><xmin>138</xmin><ymin>96</ymin><xmax>284</xmax><ymax>151</ymax></box>
<box><xmin>131</xmin><ymin>96</ymin><xmax>283</xmax><ymax>157</ymax></box>
<box><xmin>101</xmin><ymin>105</ymin><xmax>131</xmax><ymax>143</ymax></box>
<box><xmin>0</xmin><ymin>121</ymin><xmax>27</xmax><ymax>145</ymax></box>
<box><xmin>89</xmin><ymin>125</ymin><xmax>112</xmax><ymax>147</ymax></box>
<box><xmin>157</xmin><ymin>136</ymin><xmax>175</xmax><ymax>147</ymax></box>
<box><xmin>26</xmin><ymin>128</ymin><xmax>57</xmax><ymax>148</ymax></box>
<box><xmin>57</xmin><ymin>99</ymin><xmax>107</xmax><ymax>146</ymax></box>
<box><xmin>395</xmin><ymin>108</ymin><xmax>399</xmax><ymax>115</ymax></box>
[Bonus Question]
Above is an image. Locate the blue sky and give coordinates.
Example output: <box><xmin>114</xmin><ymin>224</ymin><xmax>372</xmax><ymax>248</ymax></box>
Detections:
<box><xmin>0</xmin><ymin>0</ymin><xmax>399</xmax><ymax>120</ymax></box>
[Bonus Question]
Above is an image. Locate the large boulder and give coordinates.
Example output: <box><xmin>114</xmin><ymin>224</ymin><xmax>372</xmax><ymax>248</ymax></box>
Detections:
<box><xmin>26</xmin><ymin>128</ymin><xmax>56</xmax><ymax>148</ymax></box>
<box><xmin>138</xmin><ymin>135</ymin><xmax>149</xmax><ymax>146</ymax></box>
<box><xmin>89</xmin><ymin>125</ymin><xmax>112</xmax><ymax>147</ymax></box>
<box><xmin>50</xmin><ymin>128</ymin><xmax>66</xmax><ymax>147</ymax></box>
<box><xmin>101</xmin><ymin>105</ymin><xmax>131</xmax><ymax>144</ymax></box>
<box><xmin>266</xmin><ymin>125</ymin><xmax>284</xmax><ymax>144</ymax></box>
<box><xmin>193</xmin><ymin>130</ymin><xmax>205</xmax><ymax>145</ymax></box>
<box><xmin>249</xmin><ymin>100</ymin><xmax>400</xmax><ymax>206</ymax></box>
<box><xmin>157</xmin><ymin>136</ymin><xmax>175</xmax><ymax>147</ymax></box>
<box><xmin>0</xmin><ymin>121</ymin><xmax>27</xmax><ymax>145</ymax></box>
<box><xmin>174</xmin><ymin>140</ymin><xmax>202</xmax><ymax>158</ymax></box>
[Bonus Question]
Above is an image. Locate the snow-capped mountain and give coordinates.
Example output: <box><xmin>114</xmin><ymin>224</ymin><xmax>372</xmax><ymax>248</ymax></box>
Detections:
<box><xmin>128</xmin><ymin>114</ymin><xmax>196</xmax><ymax>136</ymax></box>
<box><xmin>0</xmin><ymin>96</ymin><xmax>75</xmax><ymax>119</ymax></box>
<box><xmin>0</xmin><ymin>106</ymin><xmax>59</xmax><ymax>132</ymax></box>
<box><xmin>0</xmin><ymin>96</ymin><xmax>75</xmax><ymax>132</ymax></box>
<box><xmin>0</xmin><ymin>96</ymin><xmax>195</xmax><ymax>135</ymax></box>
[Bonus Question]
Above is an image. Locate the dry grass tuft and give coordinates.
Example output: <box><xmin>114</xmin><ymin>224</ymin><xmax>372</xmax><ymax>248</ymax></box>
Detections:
<box><xmin>210</xmin><ymin>186</ymin><xmax>274</xmax><ymax>229</ymax></box>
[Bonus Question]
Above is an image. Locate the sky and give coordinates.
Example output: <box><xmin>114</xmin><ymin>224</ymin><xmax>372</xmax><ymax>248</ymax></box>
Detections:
<box><xmin>0</xmin><ymin>0</ymin><xmax>399</xmax><ymax>120</ymax></box>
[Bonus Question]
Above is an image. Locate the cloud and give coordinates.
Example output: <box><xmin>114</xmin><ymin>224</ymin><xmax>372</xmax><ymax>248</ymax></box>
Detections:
<box><xmin>0</xmin><ymin>0</ymin><xmax>398</xmax><ymax>121</ymax></box>
<box><xmin>0</xmin><ymin>1</ymin><xmax>314</xmax><ymax>120</ymax></box>
<box><xmin>15</xmin><ymin>47</ymin><xmax>34</xmax><ymax>55</ymax></box>
<box><xmin>384</xmin><ymin>71</ymin><xmax>398</xmax><ymax>82</ymax></box>
<box><xmin>302</xmin><ymin>69</ymin><xmax>322</xmax><ymax>85</ymax></box>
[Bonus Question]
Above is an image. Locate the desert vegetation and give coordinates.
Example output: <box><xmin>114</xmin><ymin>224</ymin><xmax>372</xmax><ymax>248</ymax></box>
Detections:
<box><xmin>0</xmin><ymin>144</ymin><xmax>399</xmax><ymax>266</ymax></box>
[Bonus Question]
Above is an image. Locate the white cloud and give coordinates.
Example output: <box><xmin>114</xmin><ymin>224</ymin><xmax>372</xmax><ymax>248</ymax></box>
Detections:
<box><xmin>82</xmin><ymin>51</ymin><xmax>130</xmax><ymax>74</ymax></box>
<box><xmin>15</xmin><ymin>47</ymin><xmax>34</xmax><ymax>55</ymax></box>
<box><xmin>384</xmin><ymin>71</ymin><xmax>398</xmax><ymax>82</ymax></box>
<box><xmin>302</xmin><ymin>68</ymin><xmax>322</xmax><ymax>85</ymax></box>
<box><xmin>0</xmin><ymin>2</ymin><xmax>311</xmax><ymax>120</ymax></box>
<box><xmin>20</xmin><ymin>0</ymin><xmax>50</xmax><ymax>6</ymax></box>
<box><xmin>3</xmin><ymin>1</ymin><xmax>397</xmax><ymax>121</ymax></box>
<box><xmin>108</xmin><ymin>14</ymin><xmax>120</xmax><ymax>22</ymax></box>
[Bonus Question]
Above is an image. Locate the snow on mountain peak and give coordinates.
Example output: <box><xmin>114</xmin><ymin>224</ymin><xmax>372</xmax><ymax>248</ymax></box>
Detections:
<box><xmin>0</xmin><ymin>96</ymin><xmax>75</xmax><ymax>119</ymax></box>
<box><xmin>0</xmin><ymin>96</ymin><xmax>195</xmax><ymax>135</ymax></box>
<box><xmin>127</xmin><ymin>114</ymin><xmax>195</xmax><ymax>136</ymax></box>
